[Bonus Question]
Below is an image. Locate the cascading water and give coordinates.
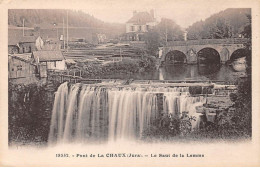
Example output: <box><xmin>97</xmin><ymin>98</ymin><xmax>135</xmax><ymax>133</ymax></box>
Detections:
<box><xmin>48</xmin><ymin>82</ymin><xmax>68</xmax><ymax>143</ymax></box>
<box><xmin>48</xmin><ymin>82</ymin><xmax>206</xmax><ymax>145</ymax></box>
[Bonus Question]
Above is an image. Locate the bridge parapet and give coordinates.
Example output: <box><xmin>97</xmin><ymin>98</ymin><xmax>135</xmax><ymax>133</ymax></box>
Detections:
<box><xmin>161</xmin><ymin>38</ymin><xmax>250</xmax><ymax>65</ymax></box>
<box><xmin>166</xmin><ymin>38</ymin><xmax>249</xmax><ymax>47</ymax></box>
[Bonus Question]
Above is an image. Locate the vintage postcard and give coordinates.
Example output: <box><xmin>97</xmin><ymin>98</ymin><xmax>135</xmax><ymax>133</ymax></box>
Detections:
<box><xmin>0</xmin><ymin>0</ymin><xmax>260</xmax><ymax>167</ymax></box>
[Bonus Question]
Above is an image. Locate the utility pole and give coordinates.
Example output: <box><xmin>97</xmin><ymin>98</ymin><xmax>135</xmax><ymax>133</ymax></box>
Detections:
<box><xmin>54</xmin><ymin>23</ymin><xmax>58</xmax><ymax>41</ymax></box>
<box><xmin>57</xmin><ymin>27</ymin><xmax>59</xmax><ymax>40</ymax></box>
<box><xmin>120</xmin><ymin>48</ymin><xmax>122</xmax><ymax>61</ymax></box>
<box><xmin>67</xmin><ymin>10</ymin><xmax>69</xmax><ymax>52</ymax></box>
<box><xmin>165</xmin><ymin>21</ymin><xmax>168</xmax><ymax>46</ymax></box>
<box><xmin>63</xmin><ymin>18</ymin><xmax>65</xmax><ymax>49</ymax></box>
<box><xmin>23</xmin><ymin>18</ymin><xmax>25</xmax><ymax>37</ymax></box>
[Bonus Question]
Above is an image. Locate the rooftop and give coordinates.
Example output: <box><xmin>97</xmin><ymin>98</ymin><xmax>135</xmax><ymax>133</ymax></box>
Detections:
<box><xmin>8</xmin><ymin>34</ymin><xmax>36</xmax><ymax>46</ymax></box>
<box><xmin>9</xmin><ymin>53</ymin><xmax>35</xmax><ymax>64</ymax></box>
<box><xmin>32</xmin><ymin>50</ymin><xmax>64</xmax><ymax>62</ymax></box>
<box><xmin>126</xmin><ymin>11</ymin><xmax>156</xmax><ymax>25</ymax></box>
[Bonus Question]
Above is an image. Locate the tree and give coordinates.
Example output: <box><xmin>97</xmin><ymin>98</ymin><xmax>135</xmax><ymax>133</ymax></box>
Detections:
<box><xmin>230</xmin><ymin>13</ymin><xmax>252</xmax><ymax>138</ymax></box>
<box><xmin>209</xmin><ymin>18</ymin><xmax>233</xmax><ymax>39</ymax></box>
<box><xmin>156</xmin><ymin>18</ymin><xmax>184</xmax><ymax>43</ymax></box>
<box><xmin>145</xmin><ymin>18</ymin><xmax>184</xmax><ymax>56</ymax></box>
<box><xmin>241</xmin><ymin>14</ymin><xmax>252</xmax><ymax>76</ymax></box>
<box><xmin>186</xmin><ymin>20</ymin><xmax>205</xmax><ymax>40</ymax></box>
<box><xmin>145</xmin><ymin>31</ymin><xmax>161</xmax><ymax>56</ymax></box>
<box><xmin>241</xmin><ymin>14</ymin><xmax>251</xmax><ymax>39</ymax></box>
<box><xmin>186</xmin><ymin>8</ymin><xmax>251</xmax><ymax>40</ymax></box>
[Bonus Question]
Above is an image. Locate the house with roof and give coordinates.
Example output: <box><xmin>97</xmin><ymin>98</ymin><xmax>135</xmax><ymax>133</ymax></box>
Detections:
<box><xmin>126</xmin><ymin>10</ymin><xmax>157</xmax><ymax>41</ymax></box>
<box><xmin>8</xmin><ymin>53</ymin><xmax>38</xmax><ymax>83</ymax></box>
<box><xmin>32</xmin><ymin>50</ymin><xmax>67</xmax><ymax>70</ymax></box>
<box><xmin>8</xmin><ymin>34</ymin><xmax>38</xmax><ymax>54</ymax></box>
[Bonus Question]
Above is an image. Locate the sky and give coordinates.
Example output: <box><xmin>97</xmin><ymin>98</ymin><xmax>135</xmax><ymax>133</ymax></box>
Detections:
<box><xmin>79</xmin><ymin>0</ymin><xmax>231</xmax><ymax>28</ymax></box>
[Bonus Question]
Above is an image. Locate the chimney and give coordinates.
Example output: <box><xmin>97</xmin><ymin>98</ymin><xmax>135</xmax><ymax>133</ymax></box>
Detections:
<box><xmin>150</xmin><ymin>9</ymin><xmax>155</xmax><ymax>19</ymax></box>
<box><xmin>133</xmin><ymin>10</ymin><xmax>137</xmax><ymax>16</ymax></box>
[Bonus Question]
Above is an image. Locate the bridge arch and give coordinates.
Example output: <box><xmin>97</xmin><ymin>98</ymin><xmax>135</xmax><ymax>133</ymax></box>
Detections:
<box><xmin>230</xmin><ymin>48</ymin><xmax>247</xmax><ymax>61</ymax></box>
<box><xmin>197</xmin><ymin>47</ymin><xmax>221</xmax><ymax>65</ymax></box>
<box><xmin>164</xmin><ymin>50</ymin><xmax>187</xmax><ymax>65</ymax></box>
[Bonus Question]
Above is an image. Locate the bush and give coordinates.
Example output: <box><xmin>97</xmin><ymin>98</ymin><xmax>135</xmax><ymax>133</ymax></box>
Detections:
<box><xmin>78</xmin><ymin>57</ymin><xmax>158</xmax><ymax>79</ymax></box>
<box><xmin>138</xmin><ymin>55</ymin><xmax>157</xmax><ymax>71</ymax></box>
<box><xmin>81</xmin><ymin>63</ymin><xmax>103</xmax><ymax>78</ymax></box>
<box><xmin>189</xmin><ymin>77</ymin><xmax>251</xmax><ymax>140</ymax></box>
<box><xmin>104</xmin><ymin>59</ymin><xmax>140</xmax><ymax>74</ymax></box>
<box><xmin>142</xmin><ymin>112</ymin><xmax>196</xmax><ymax>141</ymax></box>
<box><xmin>232</xmin><ymin>77</ymin><xmax>251</xmax><ymax>136</ymax></box>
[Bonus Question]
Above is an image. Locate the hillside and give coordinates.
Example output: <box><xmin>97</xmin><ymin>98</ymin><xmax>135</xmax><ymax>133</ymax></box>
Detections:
<box><xmin>9</xmin><ymin>9</ymin><xmax>108</xmax><ymax>28</ymax></box>
<box><xmin>186</xmin><ymin>8</ymin><xmax>251</xmax><ymax>40</ymax></box>
<box><xmin>8</xmin><ymin>9</ymin><xmax>125</xmax><ymax>40</ymax></box>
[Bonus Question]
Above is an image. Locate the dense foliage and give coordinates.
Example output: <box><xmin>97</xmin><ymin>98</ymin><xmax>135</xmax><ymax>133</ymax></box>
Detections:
<box><xmin>76</xmin><ymin>56</ymin><xmax>157</xmax><ymax>79</ymax></box>
<box><xmin>142</xmin><ymin>112</ymin><xmax>196</xmax><ymax>141</ymax></box>
<box><xmin>8</xmin><ymin>82</ymin><xmax>55</xmax><ymax>145</ymax></box>
<box><xmin>186</xmin><ymin>8</ymin><xmax>251</xmax><ymax>40</ymax></box>
<box><xmin>9</xmin><ymin>9</ymin><xmax>107</xmax><ymax>28</ymax></box>
<box><xmin>145</xmin><ymin>18</ymin><xmax>184</xmax><ymax>56</ymax></box>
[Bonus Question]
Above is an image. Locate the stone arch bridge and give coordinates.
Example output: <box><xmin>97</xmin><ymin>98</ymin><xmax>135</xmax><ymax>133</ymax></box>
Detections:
<box><xmin>160</xmin><ymin>38</ymin><xmax>249</xmax><ymax>65</ymax></box>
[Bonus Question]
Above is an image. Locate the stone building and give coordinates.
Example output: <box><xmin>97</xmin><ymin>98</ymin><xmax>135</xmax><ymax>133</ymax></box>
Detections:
<box><xmin>125</xmin><ymin>10</ymin><xmax>157</xmax><ymax>41</ymax></box>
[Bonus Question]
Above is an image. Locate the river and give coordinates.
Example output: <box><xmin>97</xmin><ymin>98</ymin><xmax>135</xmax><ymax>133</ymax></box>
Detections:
<box><xmin>103</xmin><ymin>64</ymin><xmax>244</xmax><ymax>82</ymax></box>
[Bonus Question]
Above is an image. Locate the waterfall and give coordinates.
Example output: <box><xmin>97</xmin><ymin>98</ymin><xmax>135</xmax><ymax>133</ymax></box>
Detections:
<box><xmin>48</xmin><ymin>82</ymin><xmax>206</xmax><ymax>144</ymax></box>
<box><xmin>63</xmin><ymin>84</ymin><xmax>80</xmax><ymax>142</ymax></box>
<box><xmin>108</xmin><ymin>88</ymin><xmax>158</xmax><ymax>141</ymax></box>
<box><xmin>48</xmin><ymin>82</ymin><xmax>68</xmax><ymax>144</ymax></box>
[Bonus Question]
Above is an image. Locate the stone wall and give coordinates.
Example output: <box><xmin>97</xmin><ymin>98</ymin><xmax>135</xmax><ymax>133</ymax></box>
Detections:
<box><xmin>195</xmin><ymin>84</ymin><xmax>237</xmax><ymax>127</ymax></box>
<box><xmin>160</xmin><ymin>38</ymin><xmax>247</xmax><ymax>65</ymax></box>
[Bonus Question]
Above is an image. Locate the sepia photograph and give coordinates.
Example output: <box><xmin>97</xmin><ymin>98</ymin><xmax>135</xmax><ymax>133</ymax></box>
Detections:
<box><xmin>0</xmin><ymin>0</ymin><xmax>260</xmax><ymax>167</ymax></box>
